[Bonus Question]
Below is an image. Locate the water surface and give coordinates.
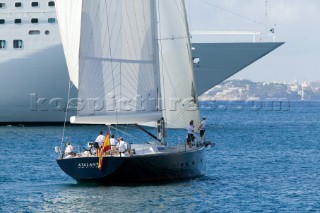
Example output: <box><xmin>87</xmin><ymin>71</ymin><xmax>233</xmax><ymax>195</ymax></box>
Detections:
<box><xmin>1</xmin><ymin>101</ymin><xmax>319</xmax><ymax>212</ymax></box>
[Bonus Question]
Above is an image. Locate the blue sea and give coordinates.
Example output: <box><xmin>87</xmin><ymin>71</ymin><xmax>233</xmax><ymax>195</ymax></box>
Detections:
<box><xmin>1</xmin><ymin>101</ymin><xmax>319</xmax><ymax>212</ymax></box>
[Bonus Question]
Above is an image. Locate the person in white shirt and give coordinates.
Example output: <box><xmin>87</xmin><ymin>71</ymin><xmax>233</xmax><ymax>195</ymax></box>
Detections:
<box><xmin>65</xmin><ymin>142</ymin><xmax>75</xmax><ymax>157</ymax></box>
<box><xmin>198</xmin><ymin>116</ymin><xmax>206</xmax><ymax>142</ymax></box>
<box><xmin>110</xmin><ymin>135</ymin><xmax>118</xmax><ymax>155</ymax></box>
<box><xmin>186</xmin><ymin>120</ymin><xmax>195</xmax><ymax>145</ymax></box>
<box><xmin>95</xmin><ymin>131</ymin><xmax>105</xmax><ymax>155</ymax></box>
<box><xmin>95</xmin><ymin>131</ymin><xmax>105</xmax><ymax>147</ymax></box>
<box><xmin>116</xmin><ymin>137</ymin><xmax>128</xmax><ymax>155</ymax></box>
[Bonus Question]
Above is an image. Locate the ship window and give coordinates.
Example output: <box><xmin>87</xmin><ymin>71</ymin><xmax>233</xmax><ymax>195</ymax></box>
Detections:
<box><xmin>45</xmin><ymin>30</ymin><xmax>50</xmax><ymax>35</ymax></box>
<box><xmin>0</xmin><ymin>19</ymin><xmax>5</xmax><ymax>24</ymax></box>
<box><xmin>48</xmin><ymin>1</ymin><xmax>55</xmax><ymax>7</ymax></box>
<box><xmin>0</xmin><ymin>40</ymin><xmax>6</xmax><ymax>49</ymax></box>
<box><xmin>15</xmin><ymin>19</ymin><xmax>22</xmax><ymax>24</ymax></box>
<box><xmin>13</xmin><ymin>40</ymin><xmax>23</xmax><ymax>49</ymax></box>
<box><xmin>0</xmin><ymin>3</ymin><xmax>6</xmax><ymax>8</ymax></box>
<box><xmin>29</xmin><ymin>30</ymin><xmax>40</xmax><ymax>35</ymax></box>
<box><xmin>31</xmin><ymin>2</ymin><xmax>39</xmax><ymax>7</ymax></box>
<box><xmin>48</xmin><ymin>18</ymin><xmax>55</xmax><ymax>23</ymax></box>
<box><xmin>15</xmin><ymin>2</ymin><xmax>22</xmax><ymax>7</ymax></box>
<box><xmin>31</xmin><ymin>18</ymin><xmax>38</xmax><ymax>24</ymax></box>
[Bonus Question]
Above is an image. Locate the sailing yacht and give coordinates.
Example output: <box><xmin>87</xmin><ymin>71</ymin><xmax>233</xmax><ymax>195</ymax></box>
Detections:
<box><xmin>56</xmin><ymin>0</ymin><xmax>209</xmax><ymax>183</ymax></box>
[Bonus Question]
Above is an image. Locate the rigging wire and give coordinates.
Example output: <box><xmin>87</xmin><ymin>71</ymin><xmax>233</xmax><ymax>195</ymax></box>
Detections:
<box><xmin>109</xmin><ymin>125</ymin><xmax>141</xmax><ymax>141</ymax></box>
<box><xmin>156</xmin><ymin>0</ymin><xmax>168</xmax><ymax>126</ymax></box>
<box><xmin>187</xmin><ymin>0</ymin><xmax>192</xmax><ymax>31</ymax></box>
<box><xmin>264</xmin><ymin>0</ymin><xmax>274</xmax><ymax>34</ymax></box>
<box><xmin>103</xmin><ymin>0</ymin><xmax>119</xmax><ymax>136</ymax></box>
<box><xmin>196</xmin><ymin>0</ymin><xmax>273</xmax><ymax>29</ymax></box>
<box><xmin>182</xmin><ymin>0</ymin><xmax>199</xmax><ymax>106</ymax></box>
<box><xmin>60</xmin><ymin>80</ymin><xmax>72</xmax><ymax>148</ymax></box>
<box><xmin>78</xmin><ymin>1</ymin><xmax>102</xmax><ymax>94</ymax></box>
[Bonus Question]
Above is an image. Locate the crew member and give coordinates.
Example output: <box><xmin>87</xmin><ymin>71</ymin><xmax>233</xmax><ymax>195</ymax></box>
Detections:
<box><xmin>198</xmin><ymin>116</ymin><xmax>206</xmax><ymax>142</ymax></box>
<box><xmin>95</xmin><ymin>131</ymin><xmax>105</xmax><ymax>155</ymax></box>
<box><xmin>187</xmin><ymin>120</ymin><xmax>195</xmax><ymax>143</ymax></box>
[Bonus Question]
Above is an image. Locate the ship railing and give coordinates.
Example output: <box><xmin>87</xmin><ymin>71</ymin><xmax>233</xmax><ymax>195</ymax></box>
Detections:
<box><xmin>190</xmin><ymin>30</ymin><xmax>276</xmax><ymax>42</ymax></box>
<box><xmin>60</xmin><ymin>139</ymin><xmax>202</xmax><ymax>158</ymax></box>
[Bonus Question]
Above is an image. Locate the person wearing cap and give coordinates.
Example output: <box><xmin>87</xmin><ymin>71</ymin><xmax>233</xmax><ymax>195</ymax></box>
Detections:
<box><xmin>198</xmin><ymin>116</ymin><xmax>206</xmax><ymax>142</ymax></box>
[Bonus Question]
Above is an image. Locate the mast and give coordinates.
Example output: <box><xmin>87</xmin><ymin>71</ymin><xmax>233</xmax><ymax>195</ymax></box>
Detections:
<box><xmin>181</xmin><ymin>0</ymin><xmax>198</xmax><ymax>105</ymax></box>
<box><xmin>151</xmin><ymin>0</ymin><xmax>161</xmax><ymax>112</ymax></box>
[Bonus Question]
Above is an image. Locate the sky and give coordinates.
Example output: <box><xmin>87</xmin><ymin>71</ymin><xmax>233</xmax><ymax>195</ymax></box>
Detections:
<box><xmin>186</xmin><ymin>0</ymin><xmax>320</xmax><ymax>83</ymax></box>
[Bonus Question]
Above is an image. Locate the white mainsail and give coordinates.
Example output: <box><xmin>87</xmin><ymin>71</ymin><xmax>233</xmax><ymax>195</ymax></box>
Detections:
<box><xmin>56</xmin><ymin>0</ymin><xmax>82</xmax><ymax>88</ymax></box>
<box><xmin>57</xmin><ymin>0</ymin><xmax>199</xmax><ymax>127</ymax></box>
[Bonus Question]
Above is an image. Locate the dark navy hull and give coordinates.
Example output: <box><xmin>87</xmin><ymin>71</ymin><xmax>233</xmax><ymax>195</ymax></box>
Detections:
<box><xmin>57</xmin><ymin>148</ymin><xmax>206</xmax><ymax>183</ymax></box>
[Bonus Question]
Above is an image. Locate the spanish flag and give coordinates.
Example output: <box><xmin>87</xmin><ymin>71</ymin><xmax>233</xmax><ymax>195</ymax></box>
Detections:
<box><xmin>102</xmin><ymin>133</ymin><xmax>111</xmax><ymax>152</ymax></box>
<box><xmin>98</xmin><ymin>133</ymin><xmax>111</xmax><ymax>170</ymax></box>
<box><xmin>98</xmin><ymin>149</ymin><xmax>103</xmax><ymax>170</ymax></box>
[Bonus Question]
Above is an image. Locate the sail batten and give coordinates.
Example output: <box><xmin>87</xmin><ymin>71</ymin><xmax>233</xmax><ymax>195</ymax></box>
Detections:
<box><xmin>84</xmin><ymin>56</ymin><xmax>154</xmax><ymax>64</ymax></box>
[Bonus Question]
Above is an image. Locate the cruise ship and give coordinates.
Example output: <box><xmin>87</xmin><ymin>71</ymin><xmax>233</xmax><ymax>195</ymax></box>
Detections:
<box><xmin>0</xmin><ymin>0</ymin><xmax>283</xmax><ymax>124</ymax></box>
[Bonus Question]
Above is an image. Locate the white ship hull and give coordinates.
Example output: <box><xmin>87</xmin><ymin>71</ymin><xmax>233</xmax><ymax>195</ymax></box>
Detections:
<box><xmin>0</xmin><ymin>42</ymin><xmax>282</xmax><ymax>123</ymax></box>
<box><xmin>0</xmin><ymin>44</ymin><xmax>75</xmax><ymax>123</ymax></box>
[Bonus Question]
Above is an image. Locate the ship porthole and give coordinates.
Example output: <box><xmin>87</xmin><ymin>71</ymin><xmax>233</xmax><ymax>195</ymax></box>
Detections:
<box><xmin>45</xmin><ymin>30</ymin><xmax>50</xmax><ymax>35</ymax></box>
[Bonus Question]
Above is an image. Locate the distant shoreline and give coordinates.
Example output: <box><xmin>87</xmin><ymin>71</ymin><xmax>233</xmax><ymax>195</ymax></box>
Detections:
<box><xmin>199</xmin><ymin>79</ymin><xmax>320</xmax><ymax>101</ymax></box>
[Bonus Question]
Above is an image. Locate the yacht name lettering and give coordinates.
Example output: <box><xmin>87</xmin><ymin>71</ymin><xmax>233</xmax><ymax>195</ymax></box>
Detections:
<box><xmin>78</xmin><ymin>163</ymin><xmax>98</xmax><ymax>169</ymax></box>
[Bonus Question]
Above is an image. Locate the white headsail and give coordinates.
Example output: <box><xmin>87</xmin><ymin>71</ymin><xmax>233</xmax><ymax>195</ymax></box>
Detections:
<box><xmin>157</xmin><ymin>0</ymin><xmax>200</xmax><ymax>129</ymax></box>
